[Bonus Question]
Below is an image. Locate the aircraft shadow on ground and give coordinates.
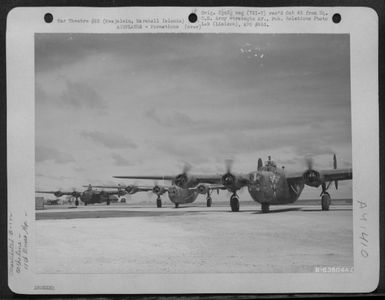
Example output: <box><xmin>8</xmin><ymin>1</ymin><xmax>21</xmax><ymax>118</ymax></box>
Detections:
<box><xmin>36</xmin><ymin>205</ymin><xmax>353</xmax><ymax>220</ymax></box>
<box><xmin>36</xmin><ymin>210</ymin><xmax>208</xmax><ymax>220</ymax></box>
<box><xmin>252</xmin><ymin>207</ymin><xmax>302</xmax><ymax>214</ymax></box>
<box><xmin>299</xmin><ymin>208</ymin><xmax>352</xmax><ymax>212</ymax></box>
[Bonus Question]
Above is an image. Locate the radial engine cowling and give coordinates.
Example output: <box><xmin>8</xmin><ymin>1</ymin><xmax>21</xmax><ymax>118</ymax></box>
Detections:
<box><xmin>303</xmin><ymin>169</ymin><xmax>322</xmax><ymax>187</ymax></box>
<box><xmin>152</xmin><ymin>185</ymin><xmax>166</xmax><ymax>195</ymax></box>
<box><xmin>221</xmin><ymin>173</ymin><xmax>236</xmax><ymax>188</ymax></box>
<box><xmin>196</xmin><ymin>184</ymin><xmax>209</xmax><ymax>195</ymax></box>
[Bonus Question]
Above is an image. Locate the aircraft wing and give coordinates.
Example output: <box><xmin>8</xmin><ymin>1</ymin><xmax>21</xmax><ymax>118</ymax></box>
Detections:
<box><xmin>113</xmin><ymin>175</ymin><xmax>175</xmax><ymax>180</ymax></box>
<box><xmin>194</xmin><ymin>175</ymin><xmax>223</xmax><ymax>184</ymax></box>
<box><xmin>85</xmin><ymin>185</ymin><xmax>125</xmax><ymax>189</ymax></box>
<box><xmin>35</xmin><ymin>191</ymin><xmax>74</xmax><ymax>195</ymax></box>
<box><xmin>208</xmin><ymin>184</ymin><xmax>227</xmax><ymax>189</ymax></box>
<box><xmin>136</xmin><ymin>186</ymin><xmax>155</xmax><ymax>192</ymax></box>
<box><xmin>188</xmin><ymin>184</ymin><xmax>225</xmax><ymax>190</ymax></box>
<box><xmin>286</xmin><ymin>168</ymin><xmax>353</xmax><ymax>183</ymax></box>
<box><xmin>113</xmin><ymin>174</ymin><xmax>222</xmax><ymax>184</ymax></box>
<box><xmin>321</xmin><ymin>168</ymin><xmax>353</xmax><ymax>181</ymax></box>
<box><xmin>91</xmin><ymin>184</ymin><xmax>166</xmax><ymax>195</ymax></box>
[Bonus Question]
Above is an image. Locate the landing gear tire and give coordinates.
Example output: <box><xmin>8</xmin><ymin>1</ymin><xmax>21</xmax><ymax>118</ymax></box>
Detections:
<box><xmin>207</xmin><ymin>197</ymin><xmax>212</xmax><ymax>207</ymax></box>
<box><xmin>156</xmin><ymin>198</ymin><xmax>162</xmax><ymax>208</ymax></box>
<box><xmin>75</xmin><ymin>199</ymin><xmax>79</xmax><ymax>206</ymax></box>
<box><xmin>230</xmin><ymin>196</ymin><xmax>239</xmax><ymax>212</ymax></box>
<box><xmin>175</xmin><ymin>203</ymin><xmax>179</xmax><ymax>208</ymax></box>
<box><xmin>261</xmin><ymin>203</ymin><xmax>269</xmax><ymax>213</ymax></box>
<box><xmin>121</xmin><ymin>198</ymin><xmax>126</xmax><ymax>203</ymax></box>
<box><xmin>107</xmin><ymin>199</ymin><xmax>110</xmax><ymax>206</ymax></box>
<box><xmin>321</xmin><ymin>193</ymin><xmax>331</xmax><ymax>211</ymax></box>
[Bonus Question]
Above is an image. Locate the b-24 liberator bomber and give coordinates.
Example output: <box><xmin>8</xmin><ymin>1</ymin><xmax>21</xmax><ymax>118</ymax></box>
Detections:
<box><xmin>35</xmin><ymin>184</ymin><xmax>126</xmax><ymax>206</ymax></box>
<box><xmin>113</xmin><ymin>155</ymin><xmax>352</xmax><ymax>213</ymax></box>
<box><xmin>92</xmin><ymin>182</ymin><xmax>226</xmax><ymax>208</ymax></box>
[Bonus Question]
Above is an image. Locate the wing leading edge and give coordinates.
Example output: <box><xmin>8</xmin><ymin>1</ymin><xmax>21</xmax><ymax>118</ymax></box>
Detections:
<box><xmin>286</xmin><ymin>168</ymin><xmax>353</xmax><ymax>183</ymax></box>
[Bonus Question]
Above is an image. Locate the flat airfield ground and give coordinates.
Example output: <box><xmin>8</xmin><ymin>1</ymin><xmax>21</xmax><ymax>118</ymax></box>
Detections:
<box><xmin>35</xmin><ymin>200</ymin><xmax>353</xmax><ymax>274</ymax></box>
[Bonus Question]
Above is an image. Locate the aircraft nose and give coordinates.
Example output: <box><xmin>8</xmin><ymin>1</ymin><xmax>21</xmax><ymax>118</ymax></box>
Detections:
<box><xmin>249</xmin><ymin>172</ymin><xmax>262</xmax><ymax>191</ymax></box>
<box><xmin>169</xmin><ymin>187</ymin><xmax>177</xmax><ymax>195</ymax></box>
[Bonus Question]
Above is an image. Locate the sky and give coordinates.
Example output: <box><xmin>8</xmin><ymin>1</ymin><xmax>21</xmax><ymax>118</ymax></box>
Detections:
<box><xmin>35</xmin><ymin>33</ymin><xmax>352</xmax><ymax>200</ymax></box>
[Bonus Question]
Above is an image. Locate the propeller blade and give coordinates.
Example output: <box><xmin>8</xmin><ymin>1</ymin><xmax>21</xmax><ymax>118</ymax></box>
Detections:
<box><xmin>335</xmin><ymin>180</ymin><xmax>338</xmax><ymax>189</ymax></box>
<box><xmin>182</xmin><ymin>162</ymin><xmax>192</xmax><ymax>174</ymax></box>
<box><xmin>305</xmin><ymin>157</ymin><xmax>314</xmax><ymax>170</ymax></box>
<box><xmin>225</xmin><ymin>159</ymin><xmax>233</xmax><ymax>173</ymax></box>
<box><xmin>333</xmin><ymin>154</ymin><xmax>337</xmax><ymax>169</ymax></box>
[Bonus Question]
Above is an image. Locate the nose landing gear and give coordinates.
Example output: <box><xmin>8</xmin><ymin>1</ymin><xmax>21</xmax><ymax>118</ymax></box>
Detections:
<box><xmin>206</xmin><ymin>191</ymin><xmax>212</xmax><ymax>207</ymax></box>
<box><xmin>156</xmin><ymin>196</ymin><xmax>162</xmax><ymax>208</ymax></box>
<box><xmin>206</xmin><ymin>196</ymin><xmax>212</xmax><ymax>207</ymax></box>
<box><xmin>261</xmin><ymin>203</ymin><xmax>270</xmax><ymax>213</ymax></box>
<box><xmin>230</xmin><ymin>193</ymin><xmax>239</xmax><ymax>212</ymax></box>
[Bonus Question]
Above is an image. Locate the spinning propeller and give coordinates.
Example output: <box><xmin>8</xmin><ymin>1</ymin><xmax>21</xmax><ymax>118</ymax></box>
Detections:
<box><xmin>174</xmin><ymin>162</ymin><xmax>192</xmax><ymax>188</ymax></box>
<box><xmin>303</xmin><ymin>154</ymin><xmax>339</xmax><ymax>189</ymax></box>
<box><xmin>303</xmin><ymin>156</ymin><xmax>321</xmax><ymax>186</ymax></box>
<box><xmin>221</xmin><ymin>159</ymin><xmax>236</xmax><ymax>187</ymax></box>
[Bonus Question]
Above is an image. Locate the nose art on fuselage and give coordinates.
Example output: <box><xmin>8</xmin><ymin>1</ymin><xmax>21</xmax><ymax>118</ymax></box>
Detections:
<box><xmin>248</xmin><ymin>172</ymin><xmax>262</xmax><ymax>191</ymax></box>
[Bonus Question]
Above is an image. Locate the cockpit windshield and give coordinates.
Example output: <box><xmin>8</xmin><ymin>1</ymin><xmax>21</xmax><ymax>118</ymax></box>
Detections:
<box><xmin>261</xmin><ymin>156</ymin><xmax>277</xmax><ymax>172</ymax></box>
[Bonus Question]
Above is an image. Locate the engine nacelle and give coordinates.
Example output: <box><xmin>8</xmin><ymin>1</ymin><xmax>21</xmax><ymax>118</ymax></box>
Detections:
<box><xmin>174</xmin><ymin>174</ymin><xmax>198</xmax><ymax>189</ymax></box>
<box><xmin>196</xmin><ymin>184</ymin><xmax>209</xmax><ymax>195</ymax></box>
<box><xmin>303</xmin><ymin>169</ymin><xmax>323</xmax><ymax>187</ymax></box>
<box><xmin>125</xmin><ymin>185</ymin><xmax>138</xmax><ymax>194</ymax></box>
<box><xmin>221</xmin><ymin>173</ymin><xmax>236</xmax><ymax>188</ymax></box>
<box><xmin>117</xmin><ymin>189</ymin><xmax>127</xmax><ymax>197</ymax></box>
<box><xmin>71</xmin><ymin>191</ymin><xmax>81</xmax><ymax>198</ymax></box>
<box><xmin>54</xmin><ymin>191</ymin><xmax>64</xmax><ymax>197</ymax></box>
<box><xmin>152</xmin><ymin>185</ymin><xmax>166</xmax><ymax>195</ymax></box>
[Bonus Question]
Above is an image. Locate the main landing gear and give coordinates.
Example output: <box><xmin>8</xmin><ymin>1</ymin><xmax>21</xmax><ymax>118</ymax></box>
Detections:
<box><xmin>230</xmin><ymin>193</ymin><xmax>239</xmax><ymax>212</ymax></box>
<box><xmin>321</xmin><ymin>183</ymin><xmax>331</xmax><ymax>211</ymax></box>
<box><xmin>261</xmin><ymin>203</ymin><xmax>270</xmax><ymax>213</ymax></box>
<box><xmin>175</xmin><ymin>203</ymin><xmax>179</xmax><ymax>208</ymax></box>
<box><xmin>75</xmin><ymin>198</ymin><xmax>79</xmax><ymax>206</ymax></box>
<box><xmin>156</xmin><ymin>196</ymin><xmax>162</xmax><ymax>208</ymax></box>
<box><xmin>206</xmin><ymin>192</ymin><xmax>212</xmax><ymax>207</ymax></box>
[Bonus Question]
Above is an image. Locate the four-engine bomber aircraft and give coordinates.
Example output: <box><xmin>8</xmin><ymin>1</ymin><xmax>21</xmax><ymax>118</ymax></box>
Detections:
<box><xmin>91</xmin><ymin>183</ymin><xmax>225</xmax><ymax>208</ymax></box>
<box><xmin>35</xmin><ymin>184</ymin><xmax>126</xmax><ymax>206</ymax></box>
<box><xmin>114</xmin><ymin>155</ymin><xmax>352</xmax><ymax>213</ymax></box>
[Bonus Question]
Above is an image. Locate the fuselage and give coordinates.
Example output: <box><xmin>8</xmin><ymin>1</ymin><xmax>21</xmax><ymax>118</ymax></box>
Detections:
<box><xmin>247</xmin><ymin>167</ymin><xmax>304</xmax><ymax>205</ymax></box>
<box><xmin>167</xmin><ymin>185</ymin><xmax>199</xmax><ymax>205</ymax></box>
<box><xmin>80</xmin><ymin>190</ymin><xmax>115</xmax><ymax>204</ymax></box>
